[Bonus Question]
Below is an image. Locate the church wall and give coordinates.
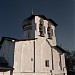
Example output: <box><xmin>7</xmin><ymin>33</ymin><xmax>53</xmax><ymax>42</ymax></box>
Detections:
<box><xmin>21</xmin><ymin>41</ymin><xmax>34</xmax><ymax>72</ymax></box>
<box><xmin>13</xmin><ymin>40</ymin><xmax>34</xmax><ymax>73</ymax></box>
<box><xmin>35</xmin><ymin>16</ymin><xmax>40</xmax><ymax>38</ymax></box>
<box><xmin>61</xmin><ymin>53</ymin><xmax>65</xmax><ymax>70</ymax></box>
<box><xmin>13</xmin><ymin>41</ymin><xmax>22</xmax><ymax>72</ymax></box>
<box><xmin>13</xmin><ymin>39</ymin><xmax>67</xmax><ymax>75</ymax></box>
<box><xmin>52</xmin><ymin>48</ymin><xmax>67</xmax><ymax>74</ymax></box>
<box><xmin>53</xmin><ymin>48</ymin><xmax>61</xmax><ymax>71</ymax></box>
<box><xmin>61</xmin><ymin>53</ymin><xmax>67</xmax><ymax>73</ymax></box>
<box><xmin>50</xmin><ymin>25</ymin><xmax>56</xmax><ymax>46</ymax></box>
<box><xmin>35</xmin><ymin>38</ymin><xmax>52</xmax><ymax>73</ymax></box>
<box><xmin>13</xmin><ymin>38</ymin><xmax>53</xmax><ymax>73</ymax></box>
<box><xmin>41</xmin><ymin>38</ymin><xmax>52</xmax><ymax>72</ymax></box>
<box><xmin>35</xmin><ymin>38</ymin><xmax>42</xmax><ymax>72</ymax></box>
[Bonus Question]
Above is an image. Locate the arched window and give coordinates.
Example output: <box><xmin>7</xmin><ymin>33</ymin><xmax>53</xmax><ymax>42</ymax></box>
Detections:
<box><xmin>39</xmin><ymin>18</ymin><xmax>45</xmax><ymax>37</ymax></box>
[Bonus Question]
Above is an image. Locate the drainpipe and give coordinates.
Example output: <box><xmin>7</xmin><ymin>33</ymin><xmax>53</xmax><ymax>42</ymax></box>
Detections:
<box><xmin>33</xmin><ymin>41</ymin><xmax>35</xmax><ymax>73</ymax></box>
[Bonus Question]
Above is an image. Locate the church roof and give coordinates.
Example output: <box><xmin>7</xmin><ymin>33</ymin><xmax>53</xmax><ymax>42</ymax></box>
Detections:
<box><xmin>0</xmin><ymin>37</ymin><xmax>18</xmax><ymax>49</ymax></box>
<box><xmin>0</xmin><ymin>37</ymin><xmax>36</xmax><ymax>49</ymax></box>
<box><xmin>0</xmin><ymin>37</ymin><xmax>67</xmax><ymax>53</ymax></box>
<box><xmin>22</xmin><ymin>14</ymin><xmax>58</xmax><ymax>27</ymax></box>
<box><xmin>0</xmin><ymin>67</ymin><xmax>14</xmax><ymax>72</ymax></box>
<box><xmin>0</xmin><ymin>57</ymin><xmax>14</xmax><ymax>72</ymax></box>
<box><xmin>53</xmin><ymin>45</ymin><xmax>67</xmax><ymax>53</ymax></box>
<box><xmin>0</xmin><ymin>57</ymin><xmax>8</xmax><ymax>64</ymax></box>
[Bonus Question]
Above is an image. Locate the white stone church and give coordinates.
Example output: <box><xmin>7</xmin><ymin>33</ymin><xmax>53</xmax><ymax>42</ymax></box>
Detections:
<box><xmin>0</xmin><ymin>14</ymin><xmax>67</xmax><ymax>75</ymax></box>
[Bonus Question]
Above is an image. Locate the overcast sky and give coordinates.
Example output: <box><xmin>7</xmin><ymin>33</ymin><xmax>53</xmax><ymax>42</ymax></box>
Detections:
<box><xmin>0</xmin><ymin>0</ymin><xmax>74</xmax><ymax>51</ymax></box>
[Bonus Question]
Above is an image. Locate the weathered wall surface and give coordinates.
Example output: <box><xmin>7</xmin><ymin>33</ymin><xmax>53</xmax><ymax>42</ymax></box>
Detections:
<box><xmin>13</xmin><ymin>38</ymin><xmax>67</xmax><ymax>75</ymax></box>
<box><xmin>13</xmin><ymin>40</ymin><xmax>34</xmax><ymax>72</ymax></box>
<box><xmin>35</xmin><ymin>38</ymin><xmax>52</xmax><ymax>72</ymax></box>
<box><xmin>52</xmin><ymin>48</ymin><xmax>67</xmax><ymax>74</ymax></box>
<box><xmin>13</xmin><ymin>38</ymin><xmax>53</xmax><ymax>73</ymax></box>
<box><xmin>0</xmin><ymin>39</ymin><xmax>67</xmax><ymax>75</ymax></box>
<box><xmin>13</xmin><ymin>39</ymin><xmax>52</xmax><ymax>73</ymax></box>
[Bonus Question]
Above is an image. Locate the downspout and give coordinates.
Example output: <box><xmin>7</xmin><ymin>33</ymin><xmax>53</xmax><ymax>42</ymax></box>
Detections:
<box><xmin>33</xmin><ymin>41</ymin><xmax>35</xmax><ymax>72</ymax></box>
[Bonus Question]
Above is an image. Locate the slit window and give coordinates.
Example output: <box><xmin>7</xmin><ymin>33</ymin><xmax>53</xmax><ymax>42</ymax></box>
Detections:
<box><xmin>47</xmin><ymin>22</ymin><xmax>53</xmax><ymax>39</ymax></box>
<box><xmin>39</xmin><ymin>18</ymin><xmax>45</xmax><ymax>37</ymax></box>
<box><xmin>45</xmin><ymin>60</ymin><xmax>49</xmax><ymax>67</ymax></box>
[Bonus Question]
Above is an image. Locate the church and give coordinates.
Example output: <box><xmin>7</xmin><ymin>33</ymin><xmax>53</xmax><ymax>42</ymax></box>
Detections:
<box><xmin>0</xmin><ymin>14</ymin><xmax>67</xmax><ymax>75</ymax></box>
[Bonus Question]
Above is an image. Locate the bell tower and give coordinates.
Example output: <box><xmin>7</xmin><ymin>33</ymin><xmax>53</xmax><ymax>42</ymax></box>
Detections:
<box><xmin>22</xmin><ymin>14</ymin><xmax>57</xmax><ymax>46</ymax></box>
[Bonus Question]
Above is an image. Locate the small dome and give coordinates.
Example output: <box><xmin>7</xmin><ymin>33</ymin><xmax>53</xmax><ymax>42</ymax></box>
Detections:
<box><xmin>22</xmin><ymin>19</ymin><xmax>32</xmax><ymax>28</ymax></box>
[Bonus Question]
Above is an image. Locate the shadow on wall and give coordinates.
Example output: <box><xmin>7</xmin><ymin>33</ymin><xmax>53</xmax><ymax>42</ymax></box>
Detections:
<box><xmin>0</xmin><ymin>37</ymin><xmax>16</xmax><ymax>75</ymax></box>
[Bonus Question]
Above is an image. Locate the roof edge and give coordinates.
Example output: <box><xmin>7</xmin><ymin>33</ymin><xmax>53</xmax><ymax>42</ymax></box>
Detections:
<box><xmin>0</xmin><ymin>37</ymin><xmax>18</xmax><ymax>49</ymax></box>
<box><xmin>53</xmin><ymin>45</ymin><xmax>67</xmax><ymax>53</ymax></box>
<box><xmin>22</xmin><ymin>14</ymin><xmax>58</xmax><ymax>27</ymax></box>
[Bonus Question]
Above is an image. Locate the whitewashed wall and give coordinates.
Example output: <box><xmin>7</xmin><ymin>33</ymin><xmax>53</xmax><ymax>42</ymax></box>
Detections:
<box><xmin>0</xmin><ymin>39</ymin><xmax>67</xmax><ymax>75</ymax></box>
<box><xmin>52</xmin><ymin>48</ymin><xmax>67</xmax><ymax>74</ymax></box>
<box><xmin>35</xmin><ymin>16</ymin><xmax>56</xmax><ymax>46</ymax></box>
<box><xmin>13</xmin><ymin>39</ymin><xmax>53</xmax><ymax>75</ymax></box>
<box><xmin>13</xmin><ymin>40</ymin><xmax>34</xmax><ymax>72</ymax></box>
<box><xmin>13</xmin><ymin>38</ymin><xmax>67</xmax><ymax>75</ymax></box>
<box><xmin>35</xmin><ymin>38</ymin><xmax>52</xmax><ymax>72</ymax></box>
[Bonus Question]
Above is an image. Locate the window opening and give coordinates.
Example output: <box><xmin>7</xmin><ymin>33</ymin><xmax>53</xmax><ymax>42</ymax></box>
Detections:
<box><xmin>47</xmin><ymin>22</ymin><xmax>53</xmax><ymax>39</ymax></box>
<box><xmin>39</xmin><ymin>19</ymin><xmax>45</xmax><ymax>37</ymax></box>
<box><xmin>45</xmin><ymin>60</ymin><xmax>49</xmax><ymax>67</ymax></box>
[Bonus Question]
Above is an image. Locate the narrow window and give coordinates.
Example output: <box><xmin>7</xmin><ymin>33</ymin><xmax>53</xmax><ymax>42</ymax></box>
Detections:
<box><xmin>47</xmin><ymin>22</ymin><xmax>53</xmax><ymax>39</ymax></box>
<box><xmin>44</xmin><ymin>26</ymin><xmax>46</xmax><ymax>34</ymax></box>
<box><xmin>47</xmin><ymin>27</ymin><xmax>53</xmax><ymax>39</ymax></box>
<box><xmin>31</xmin><ymin>58</ymin><xmax>33</xmax><ymax>61</ymax></box>
<box><xmin>45</xmin><ymin>60</ymin><xmax>49</xmax><ymax>67</ymax></box>
<box><xmin>39</xmin><ymin>18</ymin><xmax>45</xmax><ymax>37</ymax></box>
<box><xmin>51</xmin><ymin>29</ymin><xmax>53</xmax><ymax>36</ymax></box>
